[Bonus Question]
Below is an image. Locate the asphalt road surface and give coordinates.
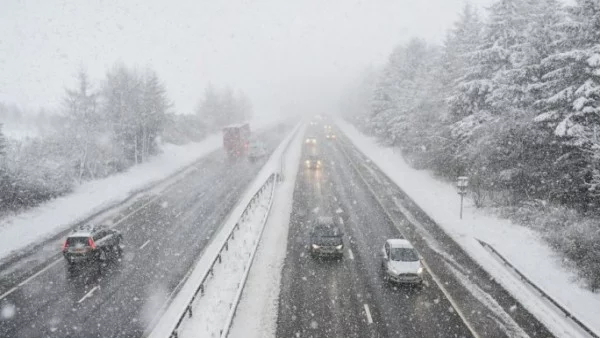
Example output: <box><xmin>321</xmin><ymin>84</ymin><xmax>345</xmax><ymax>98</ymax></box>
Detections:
<box><xmin>276</xmin><ymin>129</ymin><xmax>474</xmax><ymax>338</ymax></box>
<box><xmin>0</xmin><ymin>127</ymin><xmax>288</xmax><ymax>338</ymax></box>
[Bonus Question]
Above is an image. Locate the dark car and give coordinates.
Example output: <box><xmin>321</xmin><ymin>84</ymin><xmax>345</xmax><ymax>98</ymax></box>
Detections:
<box><xmin>62</xmin><ymin>225</ymin><xmax>123</xmax><ymax>268</ymax></box>
<box><xmin>305</xmin><ymin>155</ymin><xmax>322</xmax><ymax>169</ymax></box>
<box><xmin>310</xmin><ymin>217</ymin><xmax>344</xmax><ymax>258</ymax></box>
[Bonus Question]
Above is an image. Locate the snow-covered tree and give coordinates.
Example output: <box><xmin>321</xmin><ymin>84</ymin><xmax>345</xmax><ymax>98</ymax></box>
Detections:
<box><xmin>63</xmin><ymin>70</ymin><xmax>102</xmax><ymax>182</ymax></box>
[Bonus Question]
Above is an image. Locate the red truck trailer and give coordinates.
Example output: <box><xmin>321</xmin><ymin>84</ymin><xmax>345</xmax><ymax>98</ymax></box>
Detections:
<box><xmin>222</xmin><ymin>123</ymin><xmax>251</xmax><ymax>157</ymax></box>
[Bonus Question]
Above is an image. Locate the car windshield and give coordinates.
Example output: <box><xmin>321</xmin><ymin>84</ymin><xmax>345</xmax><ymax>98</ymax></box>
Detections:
<box><xmin>313</xmin><ymin>224</ymin><xmax>340</xmax><ymax>237</ymax></box>
<box><xmin>390</xmin><ymin>248</ymin><xmax>419</xmax><ymax>262</ymax></box>
<box><xmin>66</xmin><ymin>237</ymin><xmax>89</xmax><ymax>248</ymax></box>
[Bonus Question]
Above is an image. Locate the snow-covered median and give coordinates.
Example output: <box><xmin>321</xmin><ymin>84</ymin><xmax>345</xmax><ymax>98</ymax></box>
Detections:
<box><xmin>336</xmin><ymin>119</ymin><xmax>600</xmax><ymax>338</ymax></box>
<box><xmin>0</xmin><ymin>134</ymin><xmax>222</xmax><ymax>260</ymax></box>
<box><xmin>146</xmin><ymin>124</ymin><xmax>301</xmax><ymax>338</ymax></box>
<box><xmin>228</xmin><ymin>124</ymin><xmax>304</xmax><ymax>338</ymax></box>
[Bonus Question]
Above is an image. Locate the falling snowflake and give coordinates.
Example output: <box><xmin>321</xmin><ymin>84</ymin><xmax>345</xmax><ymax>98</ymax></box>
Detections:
<box><xmin>1</xmin><ymin>302</ymin><xmax>16</xmax><ymax>319</ymax></box>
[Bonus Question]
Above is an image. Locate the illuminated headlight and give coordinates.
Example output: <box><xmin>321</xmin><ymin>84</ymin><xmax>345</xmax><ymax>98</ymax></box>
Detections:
<box><xmin>312</xmin><ymin>139</ymin><xmax>316</xmax><ymax>144</ymax></box>
<box><xmin>388</xmin><ymin>268</ymin><xmax>398</xmax><ymax>275</ymax></box>
<box><xmin>335</xmin><ymin>245</ymin><xmax>343</xmax><ymax>250</ymax></box>
<box><xmin>317</xmin><ymin>160</ymin><xmax>322</xmax><ymax>164</ymax></box>
<box><xmin>417</xmin><ymin>267</ymin><xmax>424</xmax><ymax>275</ymax></box>
<box><xmin>305</xmin><ymin>139</ymin><xmax>310</xmax><ymax>144</ymax></box>
<box><xmin>312</xmin><ymin>244</ymin><xmax>320</xmax><ymax>249</ymax></box>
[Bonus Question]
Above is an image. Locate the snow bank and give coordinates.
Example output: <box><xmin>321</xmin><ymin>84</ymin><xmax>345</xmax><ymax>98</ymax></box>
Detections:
<box><xmin>336</xmin><ymin>119</ymin><xmax>600</xmax><ymax>338</ymax></box>
<box><xmin>178</xmin><ymin>180</ymin><xmax>275</xmax><ymax>338</ymax></box>
<box><xmin>0</xmin><ymin>134</ymin><xmax>222</xmax><ymax>260</ymax></box>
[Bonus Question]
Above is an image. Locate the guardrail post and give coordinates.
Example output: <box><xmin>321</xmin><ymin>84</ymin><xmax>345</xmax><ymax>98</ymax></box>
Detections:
<box><xmin>170</xmin><ymin>331</ymin><xmax>178</xmax><ymax>338</ymax></box>
<box><xmin>200</xmin><ymin>284</ymin><xmax>204</xmax><ymax>296</ymax></box>
<box><xmin>218</xmin><ymin>254</ymin><xmax>222</xmax><ymax>264</ymax></box>
<box><xmin>225</xmin><ymin>241</ymin><xmax>229</xmax><ymax>251</ymax></box>
<box><xmin>209</xmin><ymin>268</ymin><xmax>213</xmax><ymax>276</ymax></box>
<box><xmin>187</xmin><ymin>305</ymin><xmax>193</xmax><ymax>318</ymax></box>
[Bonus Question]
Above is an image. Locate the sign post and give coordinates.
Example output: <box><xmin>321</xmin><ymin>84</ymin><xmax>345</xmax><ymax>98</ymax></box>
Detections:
<box><xmin>457</xmin><ymin>176</ymin><xmax>469</xmax><ymax>220</ymax></box>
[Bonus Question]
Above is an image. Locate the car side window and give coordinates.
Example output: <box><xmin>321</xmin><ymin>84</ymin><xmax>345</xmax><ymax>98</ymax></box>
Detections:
<box><xmin>384</xmin><ymin>243</ymin><xmax>389</xmax><ymax>258</ymax></box>
<box><xmin>93</xmin><ymin>230</ymin><xmax>107</xmax><ymax>241</ymax></box>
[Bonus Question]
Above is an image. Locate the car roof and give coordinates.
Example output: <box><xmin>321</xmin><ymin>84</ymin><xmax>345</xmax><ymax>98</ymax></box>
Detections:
<box><xmin>69</xmin><ymin>224</ymin><xmax>108</xmax><ymax>237</ymax></box>
<box><xmin>386</xmin><ymin>238</ymin><xmax>414</xmax><ymax>249</ymax></box>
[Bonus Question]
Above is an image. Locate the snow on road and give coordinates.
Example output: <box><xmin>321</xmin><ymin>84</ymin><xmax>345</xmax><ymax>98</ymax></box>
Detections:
<box><xmin>0</xmin><ymin>135</ymin><xmax>222</xmax><ymax>260</ymax></box>
<box><xmin>336</xmin><ymin>118</ymin><xmax>600</xmax><ymax>338</ymax></box>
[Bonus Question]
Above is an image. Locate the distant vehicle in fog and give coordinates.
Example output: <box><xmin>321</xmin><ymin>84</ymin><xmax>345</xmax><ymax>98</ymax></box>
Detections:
<box><xmin>325</xmin><ymin>133</ymin><xmax>336</xmax><ymax>140</ymax></box>
<box><xmin>62</xmin><ymin>225</ymin><xmax>123</xmax><ymax>270</ymax></box>
<box><xmin>381</xmin><ymin>239</ymin><xmax>423</xmax><ymax>285</ymax></box>
<box><xmin>305</xmin><ymin>155</ymin><xmax>322</xmax><ymax>169</ymax></box>
<box><xmin>305</xmin><ymin>136</ymin><xmax>317</xmax><ymax>145</ymax></box>
<box><xmin>223</xmin><ymin>123</ymin><xmax>251</xmax><ymax>158</ymax></box>
<box><xmin>248</xmin><ymin>141</ymin><xmax>267</xmax><ymax>162</ymax></box>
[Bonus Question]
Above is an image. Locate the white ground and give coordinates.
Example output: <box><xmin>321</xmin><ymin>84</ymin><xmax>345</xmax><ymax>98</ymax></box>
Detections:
<box><xmin>147</xmin><ymin>124</ymin><xmax>302</xmax><ymax>338</ymax></box>
<box><xmin>0</xmin><ymin>135</ymin><xmax>222</xmax><ymax>260</ymax></box>
<box><xmin>228</xmin><ymin>125</ymin><xmax>304</xmax><ymax>338</ymax></box>
<box><xmin>0</xmin><ymin>117</ymin><xmax>287</xmax><ymax>262</ymax></box>
<box><xmin>336</xmin><ymin>119</ymin><xmax>600</xmax><ymax>338</ymax></box>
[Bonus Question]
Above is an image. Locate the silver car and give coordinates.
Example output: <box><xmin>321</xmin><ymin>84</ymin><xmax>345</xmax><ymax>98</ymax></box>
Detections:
<box><xmin>381</xmin><ymin>239</ymin><xmax>424</xmax><ymax>285</ymax></box>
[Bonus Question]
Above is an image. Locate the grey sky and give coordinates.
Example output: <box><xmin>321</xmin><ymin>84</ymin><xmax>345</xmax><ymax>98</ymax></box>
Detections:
<box><xmin>0</xmin><ymin>0</ymin><xmax>495</xmax><ymax>119</ymax></box>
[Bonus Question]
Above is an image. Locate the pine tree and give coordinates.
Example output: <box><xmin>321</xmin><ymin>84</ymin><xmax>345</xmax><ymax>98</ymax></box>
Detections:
<box><xmin>196</xmin><ymin>84</ymin><xmax>222</xmax><ymax>130</ymax></box>
<box><xmin>450</xmin><ymin>0</ymin><xmax>530</xmax><ymax>118</ymax></box>
<box><xmin>0</xmin><ymin>123</ymin><xmax>6</xmax><ymax>157</ymax></box>
<box><xmin>536</xmin><ymin>0</ymin><xmax>600</xmax><ymax>142</ymax></box>
<box><xmin>63</xmin><ymin>70</ymin><xmax>100</xmax><ymax>182</ymax></box>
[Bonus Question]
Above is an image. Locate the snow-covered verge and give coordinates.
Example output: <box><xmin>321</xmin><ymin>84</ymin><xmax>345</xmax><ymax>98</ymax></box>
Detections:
<box><xmin>0</xmin><ymin>134</ymin><xmax>222</xmax><ymax>260</ymax></box>
<box><xmin>336</xmin><ymin>119</ymin><xmax>600</xmax><ymax>338</ymax></box>
<box><xmin>228</xmin><ymin>125</ymin><xmax>304</xmax><ymax>338</ymax></box>
<box><xmin>177</xmin><ymin>177</ymin><xmax>276</xmax><ymax>338</ymax></box>
<box><xmin>146</xmin><ymin>124</ymin><xmax>301</xmax><ymax>338</ymax></box>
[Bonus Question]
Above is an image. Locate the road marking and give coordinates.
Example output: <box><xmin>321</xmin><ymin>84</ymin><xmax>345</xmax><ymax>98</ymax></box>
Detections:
<box><xmin>18</xmin><ymin>258</ymin><xmax>62</xmax><ymax>287</ymax></box>
<box><xmin>364</xmin><ymin>304</ymin><xmax>373</xmax><ymax>324</ymax></box>
<box><xmin>113</xmin><ymin>197</ymin><xmax>158</xmax><ymax>226</ymax></box>
<box><xmin>78</xmin><ymin>285</ymin><xmax>100</xmax><ymax>304</ymax></box>
<box><xmin>0</xmin><ymin>287</ymin><xmax>18</xmax><ymax>301</ymax></box>
<box><xmin>338</xmin><ymin>139</ymin><xmax>481</xmax><ymax>338</ymax></box>
<box><xmin>348</xmin><ymin>248</ymin><xmax>354</xmax><ymax>260</ymax></box>
<box><xmin>421</xmin><ymin>259</ymin><xmax>481</xmax><ymax>338</ymax></box>
<box><xmin>140</xmin><ymin>240</ymin><xmax>151</xmax><ymax>249</ymax></box>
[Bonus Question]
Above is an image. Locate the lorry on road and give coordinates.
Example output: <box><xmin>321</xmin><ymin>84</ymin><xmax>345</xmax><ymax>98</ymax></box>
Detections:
<box><xmin>222</xmin><ymin>122</ymin><xmax>251</xmax><ymax>158</ymax></box>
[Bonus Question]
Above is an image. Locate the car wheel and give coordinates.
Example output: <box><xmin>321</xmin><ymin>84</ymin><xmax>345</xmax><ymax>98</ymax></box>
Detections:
<box><xmin>99</xmin><ymin>249</ymin><xmax>107</xmax><ymax>262</ymax></box>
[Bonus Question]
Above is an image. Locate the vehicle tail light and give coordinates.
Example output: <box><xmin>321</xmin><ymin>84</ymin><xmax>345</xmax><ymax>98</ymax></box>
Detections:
<box><xmin>88</xmin><ymin>237</ymin><xmax>96</xmax><ymax>249</ymax></box>
<box><xmin>61</xmin><ymin>240</ymin><xmax>68</xmax><ymax>252</ymax></box>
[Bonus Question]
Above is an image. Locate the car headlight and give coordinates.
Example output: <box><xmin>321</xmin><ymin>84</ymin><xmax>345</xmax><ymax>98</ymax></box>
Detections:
<box><xmin>312</xmin><ymin>140</ymin><xmax>316</xmax><ymax>144</ymax></box>
<box><xmin>335</xmin><ymin>245</ymin><xmax>343</xmax><ymax>250</ymax></box>
<box><xmin>417</xmin><ymin>267</ymin><xmax>424</xmax><ymax>275</ymax></box>
<box><xmin>388</xmin><ymin>268</ymin><xmax>398</xmax><ymax>275</ymax></box>
<box><xmin>312</xmin><ymin>244</ymin><xmax>320</xmax><ymax>249</ymax></box>
<box><xmin>317</xmin><ymin>160</ymin><xmax>322</xmax><ymax>164</ymax></box>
